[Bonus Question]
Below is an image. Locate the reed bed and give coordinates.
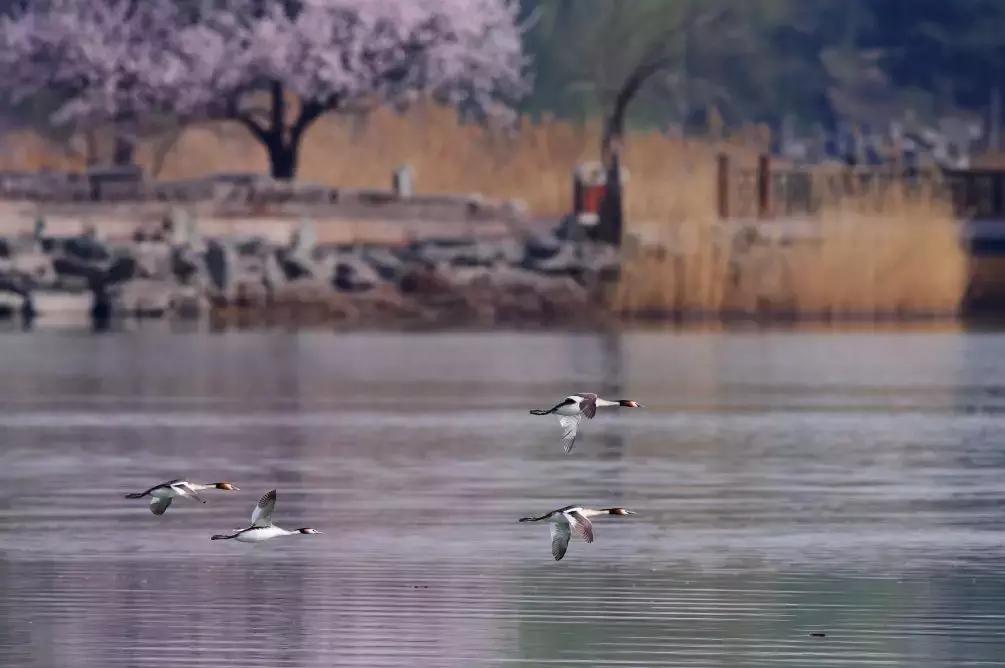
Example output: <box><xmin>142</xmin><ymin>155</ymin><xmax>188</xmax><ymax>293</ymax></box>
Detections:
<box><xmin>615</xmin><ymin>170</ymin><xmax>967</xmax><ymax>319</ymax></box>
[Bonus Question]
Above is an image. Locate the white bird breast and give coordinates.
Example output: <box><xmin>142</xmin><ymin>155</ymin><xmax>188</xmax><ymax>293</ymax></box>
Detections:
<box><xmin>235</xmin><ymin>526</ymin><xmax>289</xmax><ymax>543</ymax></box>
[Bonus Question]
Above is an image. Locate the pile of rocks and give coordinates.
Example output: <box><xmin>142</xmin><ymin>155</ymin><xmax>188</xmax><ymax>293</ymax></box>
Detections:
<box><xmin>0</xmin><ymin>221</ymin><xmax>622</xmax><ymax>326</ymax></box>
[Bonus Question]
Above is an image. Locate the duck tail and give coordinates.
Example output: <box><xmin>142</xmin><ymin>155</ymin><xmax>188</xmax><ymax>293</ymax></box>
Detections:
<box><xmin>529</xmin><ymin>409</ymin><xmax>551</xmax><ymax>416</ymax></box>
<box><xmin>124</xmin><ymin>492</ymin><xmax>145</xmax><ymax>499</ymax></box>
<box><xmin>210</xmin><ymin>533</ymin><xmax>236</xmax><ymax>541</ymax></box>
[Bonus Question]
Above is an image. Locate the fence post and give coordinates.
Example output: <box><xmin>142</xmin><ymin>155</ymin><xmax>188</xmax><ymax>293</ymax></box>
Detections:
<box><xmin>756</xmin><ymin>153</ymin><xmax>771</xmax><ymax>219</ymax></box>
<box><xmin>392</xmin><ymin>165</ymin><xmax>413</xmax><ymax>197</ymax></box>
<box><xmin>717</xmin><ymin>153</ymin><xmax>730</xmax><ymax>219</ymax></box>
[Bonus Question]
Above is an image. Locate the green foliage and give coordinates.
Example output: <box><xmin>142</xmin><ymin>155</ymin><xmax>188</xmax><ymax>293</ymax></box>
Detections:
<box><xmin>519</xmin><ymin>0</ymin><xmax>1005</xmax><ymax>131</ymax></box>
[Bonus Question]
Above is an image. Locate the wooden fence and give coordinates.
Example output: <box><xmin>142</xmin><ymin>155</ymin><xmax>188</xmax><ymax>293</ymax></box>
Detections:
<box><xmin>717</xmin><ymin>154</ymin><xmax>1005</xmax><ymax>220</ymax></box>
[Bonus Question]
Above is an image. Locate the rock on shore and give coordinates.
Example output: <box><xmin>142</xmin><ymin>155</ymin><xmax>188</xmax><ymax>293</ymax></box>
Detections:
<box><xmin>0</xmin><ymin>222</ymin><xmax>621</xmax><ymax>326</ymax></box>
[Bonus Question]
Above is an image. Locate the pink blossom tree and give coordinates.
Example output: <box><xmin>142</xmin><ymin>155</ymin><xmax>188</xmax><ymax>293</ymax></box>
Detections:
<box><xmin>0</xmin><ymin>1</ymin><xmax>186</xmax><ymax>164</ymax></box>
<box><xmin>0</xmin><ymin>0</ymin><xmax>527</xmax><ymax>178</ymax></box>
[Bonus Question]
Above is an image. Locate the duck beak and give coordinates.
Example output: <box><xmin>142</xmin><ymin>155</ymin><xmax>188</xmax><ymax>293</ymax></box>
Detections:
<box><xmin>624</xmin><ymin>510</ymin><xmax>637</xmax><ymax>515</ymax></box>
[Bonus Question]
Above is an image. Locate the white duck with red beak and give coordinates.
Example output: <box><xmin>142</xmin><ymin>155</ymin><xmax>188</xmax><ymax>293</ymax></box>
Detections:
<box><xmin>211</xmin><ymin>490</ymin><xmax>322</xmax><ymax>543</ymax></box>
<box><xmin>519</xmin><ymin>505</ymin><xmax>637</xmax><ymax>561</ymax></box>
<box><xmin>530</xmin><ymin>393</ymin><xmax>642</xmax><ymax>453</ymax></box>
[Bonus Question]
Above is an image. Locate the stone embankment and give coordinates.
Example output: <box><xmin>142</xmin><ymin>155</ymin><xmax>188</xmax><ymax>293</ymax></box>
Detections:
<box><xmin>0</xmin><ymin>219</ymin><xmax>620</xmax><ymax>326</ymax></box>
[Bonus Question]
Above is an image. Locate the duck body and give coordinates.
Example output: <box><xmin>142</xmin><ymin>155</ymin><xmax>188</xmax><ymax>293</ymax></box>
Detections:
<box><xmin>211</xmin><ymin>489</ymin><xmax>322</xmax><ymax>543</ymax></box>
<box><xmin>529</xmin><ymin>393</ymin><xmax>642</xmax><ymax>453</ymax></box>
<box><xmin>519</xmin><ymin>505</ymin><xmax>635</xmax><ymax>560</ymax></box>
<box><xmin>124</xmin><ymin>479</ymin><xmax>239</xmax><ymax>515</ymax></box>
<box><xmin>218</xmin><ymin>525</ymin><xmax>302</xmax><ymax>543</ymax></box>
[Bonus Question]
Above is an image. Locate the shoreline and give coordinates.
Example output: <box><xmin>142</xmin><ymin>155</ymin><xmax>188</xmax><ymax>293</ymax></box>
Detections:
<box><xmin>0</xmin><ymin>221</ymin><xmax>981</xmax><ymax>328</ymax></box>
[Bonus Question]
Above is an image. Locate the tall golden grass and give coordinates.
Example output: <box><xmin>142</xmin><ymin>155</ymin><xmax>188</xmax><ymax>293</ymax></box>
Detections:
<box><xmin>615</xmin><ymin>167</ymin><xmax>967</xmax><ymax>319</ymax></box>
<box><xmin>0</xmin><ymin>105</ymin><xmax>968</xmax><ymax>318</ymax></box>
<box><xmin>0</xmin><ymin>103</ymin><xmax>758</xmax><ymax>219</ymax></box>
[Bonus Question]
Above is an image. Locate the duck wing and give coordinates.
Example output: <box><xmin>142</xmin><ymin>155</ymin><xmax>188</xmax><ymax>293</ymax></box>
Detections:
<box><xmin>149</xmin><ymin>497</ymin><xmax>172</xmax><ymax>515</ymax></box>
<box><xmin>565</xmin><ymin>510</ymin><xmax>595</xmax><ymax>543</ymax></box>
<box><xmin>550</xmin><ymin>523</ymin><xmax>572</xmax><ymax>561</ymax></box>
<box><xmin>558</xmin><ymin>414</ymin><xmax>583</xmax><ymax>453</ymax></box>
<box><xmin>129</xmin><ymin>479</ymin><xmax>182</xmax><ymax>498</ymax></box>
<box><xmin>530</xmin><ymin>397</ymin><xmax>577</xmax><ymax>416</ymax></box>
<box><xmin>251</xmin><ymin>489</ymin><xmax>277</xmax><ymax>527</ymax></box>
<box><xmin>175</xmin><ymin>483</ymin><xmax>207</xmax><ymax>503</ymax></box>
<box><xmin>579</xmin><ymin>393</ymin><xmax>598</xmax><ymax>419</ymax></box>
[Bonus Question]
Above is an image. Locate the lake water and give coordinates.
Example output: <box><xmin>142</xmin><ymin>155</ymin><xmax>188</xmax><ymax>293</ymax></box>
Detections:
<box><xmin>1</xmin><ymin>325</ymin><xmax>1004</xmax><ymax>667</ymax></box>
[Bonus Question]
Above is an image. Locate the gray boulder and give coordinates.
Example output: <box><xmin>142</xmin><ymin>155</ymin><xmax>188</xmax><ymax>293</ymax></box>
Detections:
<box><xmin>362</xmin><ymin>246</ymin><xmax>406</xmax><ymax>281</ymax></box>
<box><xmin>116</xmin><ymin>279</ymin><xmax>173</xmax><ymax>317</ymax></box>
<box><xmin>134</xmin><ymin>241</ymin><xmax>172</xmax><ymax>278</ymax></box>
<box><xmin>525</xmin><ymin>240</ymin><xmax>581</xmax><ymax>275</ymax></box>
<box><xmin>12</xmin><ymin>252</ymin><xmax>55</xmax><ymax>284</ymax></box>
<box><xmin>333</xmin><ymin>254</ymin><xmax>381</xmax><ymax>292</ymax></box>
<box><xmin>204</xmin><ymin>240</ymin><xmax>235</xmax><ymax>295</ymax></box>
<box><xmin>523</xmin><ymin>233</ymin><xmax>562</xmax><ymax>262</ymax></box>
<box><xmin>171</xmin><ymin>246</ymin><xmax>202</xmax><ymax>284</ymax></box>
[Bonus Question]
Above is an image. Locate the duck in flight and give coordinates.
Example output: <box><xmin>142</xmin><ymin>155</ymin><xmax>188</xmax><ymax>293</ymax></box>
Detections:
<box><xmin>124</xmin><ymin>479</ymin><xmax>239</xmax><ymax>515</ymax></box>
<box><xmin>211</xmin><ymin>489</ymin><xmax>322</xmax><ymax>543</ymax></box>
<box><xmin>530</xmin><ymin>393</ymin><xmax>642</xmax><ymax>453</ymax></box>
<box><xmin>519</xmin><ymin>505</ymin><xmax>635</xmax><ymax>561</ymax></box>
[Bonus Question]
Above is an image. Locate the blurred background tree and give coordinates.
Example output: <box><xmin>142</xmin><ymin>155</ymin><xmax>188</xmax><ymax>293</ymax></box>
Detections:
<box><xmin>1</xmin><ymin>0</ymin><xmax>1004</xmax><ymax>176</ymax></box>
<box><xmin>0</xmin><ymin>0</ymin><xmax>526</xmax><ymax>177</ymax></box>
<box><xmin>518</xmin><ymin>0</ymin><xmax>1005</xmax><ymax>139</ymax></box>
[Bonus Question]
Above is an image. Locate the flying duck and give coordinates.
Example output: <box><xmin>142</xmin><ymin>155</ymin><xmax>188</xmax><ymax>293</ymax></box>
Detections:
<box><xmin>124</xmin><ymin>479</ymin><xmax>239</xmax><ymax>515</ymax></box>
<box><xmin>518</xmin><ymin>505</ymin><xmax>635</xmax><ymax>560</ymax></box>
<box><xmin>211</xmin><ymin>489</ymin><xmax>322</xmax><ymax>543</ymax></box>
<box><xmin>530</xmin><ymin>393</ymin><xmax>641</xmax><ymax>453</ymax></box>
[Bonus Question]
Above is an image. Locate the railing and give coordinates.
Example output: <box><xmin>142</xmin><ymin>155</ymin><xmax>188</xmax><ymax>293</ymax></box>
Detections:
<box><xmin>716</xmin><ymin>154</ymin><xmax>1005</xmax><ymax>220</ymax></box>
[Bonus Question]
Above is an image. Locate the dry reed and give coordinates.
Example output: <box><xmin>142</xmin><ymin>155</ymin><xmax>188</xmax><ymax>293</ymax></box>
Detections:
<box><xmin>0</xmin><ymin>103</ymin><xmax>756</xmax><ymax>219</ymax></box>
<box><xmin>616</xmin><ymin>169</ymin><xmax>967</xmax><ymax>319</ymax></box>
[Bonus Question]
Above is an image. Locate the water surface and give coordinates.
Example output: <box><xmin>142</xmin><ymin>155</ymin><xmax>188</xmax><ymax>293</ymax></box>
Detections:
<box><xmin>1</xmin><ymin>327</ymin><xmax>1004</xmax><ymax>666</ymax></box>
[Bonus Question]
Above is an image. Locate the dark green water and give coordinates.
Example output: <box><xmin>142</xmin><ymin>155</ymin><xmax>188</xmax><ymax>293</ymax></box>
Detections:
<box><xmin>1</xmin><ymin>328</ymin><xmax>1003</xmax><ymax>666</ymax></box>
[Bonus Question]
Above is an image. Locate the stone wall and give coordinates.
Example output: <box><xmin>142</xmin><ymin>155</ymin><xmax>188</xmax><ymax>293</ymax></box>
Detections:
<box><xmin>0</xmin><ymin>170</ymin><xmax>527</xmax><ymax>244</ymax></box>
<box><xmin>0</xmin><ymin>216</ymin><xmax>619</xmax><ymax>327</ymax></box>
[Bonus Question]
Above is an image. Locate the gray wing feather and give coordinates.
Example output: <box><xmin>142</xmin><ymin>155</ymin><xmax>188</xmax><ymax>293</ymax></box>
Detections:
<box><xmin>567</xmin><ymin>511</ymin><xmax>595</xmax><ymax>543</ymax></box>
<box><xmin>550</xmin><ymin>523</ymin><xmax>571</xmax><ymax>561</ymax></box>
<box><xmin>251</xmin><ymin>489</ymin><xmax>277</xmax><ymax>527</ymax></box>
<box><xmin>149</xmin><ymin>497</ymin><xmax>172</xmax><ymax>515</ymax></box>
<box><xmin>176</xmin><ymin>483</ymin><xmax>207</xmax><ymax>503</ymax></box>
<box><xmin>558</xmin><ymin>414</ymin><xmax>582</xmax><ymax>453</ymax></box>
<box><xmin>580</xmin><ymin>394</ymin><xmax>597</xmax><ymax>419</ymax></box>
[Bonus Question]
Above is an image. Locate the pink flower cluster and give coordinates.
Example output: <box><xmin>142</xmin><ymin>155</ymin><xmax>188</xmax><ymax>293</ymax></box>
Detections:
<box><xmin>0</xmin><ymin>0</ymin><xmax>527</xmax><ymax>128</ymax></box>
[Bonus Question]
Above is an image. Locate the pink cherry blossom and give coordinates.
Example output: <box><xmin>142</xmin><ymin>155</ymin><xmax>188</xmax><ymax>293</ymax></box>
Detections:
<box><xmin>0</xmin><ymin>0</ymin><xmax>527</xmax><ymax>178</ymax></box>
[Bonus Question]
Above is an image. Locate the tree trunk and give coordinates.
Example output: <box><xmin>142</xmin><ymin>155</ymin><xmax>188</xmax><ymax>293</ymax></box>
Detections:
<box><xmin>113</xmin><ymin>132</ymin><xmax>135</xmax><ymax>166</ymax></box>
<box><xmin>596</xmin><ymin>57</ymin><xmax>672</xmax><ymax>246</ymax></box>
<box><xmin>84</xmin><ymin>129</ymin><xmax>99</xmax><ymax>167</ymax></box>
<box><xmin>232</xmin><ymin>85</ymin><xmax>328</xmax><ymax>181</ymax></box>
<box><xmin>267</xmin><ymin>140</ymin><xmax>298</xmax><ymax>180</ymax></box>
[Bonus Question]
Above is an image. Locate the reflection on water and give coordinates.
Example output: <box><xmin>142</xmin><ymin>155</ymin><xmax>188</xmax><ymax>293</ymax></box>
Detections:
<box><xmin>1</xmin><ymin>328</ymin><xmax>1005</xmax><ymax>666</ymax></box>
